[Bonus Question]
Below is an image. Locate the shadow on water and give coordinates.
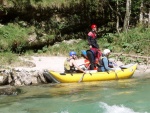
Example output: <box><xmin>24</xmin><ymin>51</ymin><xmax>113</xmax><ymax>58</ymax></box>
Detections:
<box><xmin>0</xmin><ymin>78</ymin><xmax>140</xmax><ymax>100</ymax></box>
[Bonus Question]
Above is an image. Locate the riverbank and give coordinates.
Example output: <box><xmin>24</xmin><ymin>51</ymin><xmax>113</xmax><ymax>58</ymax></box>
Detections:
<box><xmin>16</xmin><ymin>56</ymin><xmax>150</xmax><ymax>75</ymax></box>
<box><xmin>0</xmin><ymin>56</ymin><xmax>149</xmax><ymax>95</ymax></box>
<box><xmin>34</xmin><ymin>56</ymin><xmax>149</xmax><ymax>79</ymax></box>
<box><xmin>0</xmin><ymin>56</ymin><xmax>150</xmax><ymax>86</ymax></box>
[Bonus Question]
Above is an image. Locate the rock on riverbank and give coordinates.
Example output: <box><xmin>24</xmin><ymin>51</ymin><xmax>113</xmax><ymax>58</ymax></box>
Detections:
<box><xmin>0</xmin><ymin>56</ymin><xmax>68</xmax><ymax>86</ymax></box>
<box><xmin>0</xmin><ymin>85</ymin><xmax>19</xmax><ymax>95</ymax></box>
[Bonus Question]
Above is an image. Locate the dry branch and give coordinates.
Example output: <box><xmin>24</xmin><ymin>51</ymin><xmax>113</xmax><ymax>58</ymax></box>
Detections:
<box><xmin>112</xmin><ymin>52</ymin><xmax>150</xmax><ymax>72</ymax></box>
<box><xmin>112</xmin><ymin>53</ymin><xmax>150</xmax><ymax>60</ymax></box>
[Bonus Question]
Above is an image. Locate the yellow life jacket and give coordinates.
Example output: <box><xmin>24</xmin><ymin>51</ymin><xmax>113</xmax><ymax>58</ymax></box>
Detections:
<box><xmin>64</xmin><ymin>58</ymin><xmax>70</xmax><ymax>70</ymax></box>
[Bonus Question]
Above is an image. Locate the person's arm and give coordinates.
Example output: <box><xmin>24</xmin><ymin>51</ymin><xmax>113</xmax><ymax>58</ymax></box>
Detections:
<box><xmin>88</xmin><ymin>36</ymin><xmax>100</xmax><ymax>48</ymax></box>
<box><xmin>103</xmin><ymin>58</ymin><xmax>114</xmax><ymax>71</ymax></box>
<box><xmin>88</xmin><ymin>36</ymin><xmax>92</xmax><ymax>48</ymax></box>
<box><xmin>72</xmin><ymin>60</ymin><xmax>86</xmax><ymax>73</ymax></box>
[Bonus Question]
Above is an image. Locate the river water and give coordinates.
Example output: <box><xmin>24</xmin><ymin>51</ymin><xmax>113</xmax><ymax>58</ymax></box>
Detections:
<box><xmin>0</xmin><ymin>73</ymin><xmax>149</xmax><ymax>113</ymax></box>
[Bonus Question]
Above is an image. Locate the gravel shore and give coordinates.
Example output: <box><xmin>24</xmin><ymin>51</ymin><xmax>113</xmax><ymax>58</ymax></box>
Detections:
<box><xmin>15</xmin><ymin>56</ymin><xmax>150</xmax><ymax>76</ymax></box>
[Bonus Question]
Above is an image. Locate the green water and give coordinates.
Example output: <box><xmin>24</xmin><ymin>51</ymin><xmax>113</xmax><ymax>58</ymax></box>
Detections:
<box><xmin>0</xmin><ymin>73</ymin><xmax>149</xmax><ymax>113</ymax></box>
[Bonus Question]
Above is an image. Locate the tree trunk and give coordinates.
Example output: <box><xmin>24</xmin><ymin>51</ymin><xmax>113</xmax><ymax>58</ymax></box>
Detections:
<box><xmin>116</xmin><ymin>0</ymin><xmax>120</xmax><ymax>33</ymax></box>
<box><xmin>0</xmin><ymin>0</ymin><xmax>7</xmax><ymax>6</ymax></box>
<box><xmin>148</xmin><ymin>8</ymin><xmax>150</xmax><ymax>28</ymax></box>
<box><xmin>139</xmin><ymin>0</ymin><xmax>144</xmax><ymax>25</ymax></box>
<box><xmin>123</xmin><ymin>0</ymin><xmax>131</xmax><ymax>32</ymax></box>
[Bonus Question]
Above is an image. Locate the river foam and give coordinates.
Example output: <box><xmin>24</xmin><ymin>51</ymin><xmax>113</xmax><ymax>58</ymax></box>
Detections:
<box><xmin>99</xmin><ymin>102</ymin><xmax>147</xmax><ymax>113</ymax></box>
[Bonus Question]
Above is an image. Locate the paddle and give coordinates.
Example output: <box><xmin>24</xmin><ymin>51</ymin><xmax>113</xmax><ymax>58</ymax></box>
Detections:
<box><xmin>78</xmin><ymin>71</ymin><xmax>92</xmax><ymax>83</ymax></box>
<box><xmin>78</xmin><ymin>73</ymin><xmax>86</xmax><ymax>83</ymax></box>
<box><xmin>78</xmin><ymin>65</ymin><xmax>91</xmax><ymax>83</ymax></box>
<box><xmin>114</xmin><ymin>67</ymin><xmax>127</xmax><ymax>79</ymax></box>
<box><xmin>114</xmin><ymin>70</ymin><xmax>118</xmax><ymax>80</ymax></box>
<box><xmin>109</xmin><ymin>68</ymin><xmax>119</xmax><ymax>80</ymax></box>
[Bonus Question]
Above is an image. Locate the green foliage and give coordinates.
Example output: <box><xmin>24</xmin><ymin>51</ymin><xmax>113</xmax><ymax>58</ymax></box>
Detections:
<box><xmin>0</xmin><ymin>52</ymin><xmax>19</xmax><ymax>66</ymax></box>
<box><xmin>42</xmin><ymin>46</ymin><xmax>48</xmax><ymax>53</ymax></box>
<box><xmin>37</xmin><ymin>50</ymin><xmax>43</xmax><ymax>54</ymax></box>
<box><xmin>0</xmin><ymin>23</ymin><xmax>33</xmax><ymax>51</ymax></box>
<box><xmin>99</xmin><ymin>26</ymin><xmax>150</xmax><ymax>56</ymax></box>
<box><xmin>0</xmin><ymin>0</ymin><xmax>149</xmax><ymax>66</ymax></box>
<box><xmin>122</xmin><ymin>27</ymin><xmax>150</xmax><ymax>55</ymax></box>
<box><xmin>102</xmin><ymin>33</ymin><xmax>114</xmax><ymax>43</ymax></box>
<box><xmin>0</xmin><ymin>4</ymin><xmax>149</xmax><ymax>56</ymax></box>
<box><xmin>8</xmin><ymin>0</ymin><xmax>70</xmax><ymax>8</ymax></box>
<box><xmin>47</xmin><ymin>39</ymin><xmax>87</xmax><ymax>56</ymax></box>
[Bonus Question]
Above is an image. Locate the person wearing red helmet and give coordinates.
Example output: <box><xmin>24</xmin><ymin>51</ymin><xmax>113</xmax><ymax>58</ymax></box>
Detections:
<box><xmin>86</xmin><ymin>24</ymin><xmax>102</xmax><ymax>70</ymax></box>
<box><xmin>87</xmin><ymin>24</ymin><xmax>99</xmax><ymax>49</ymax></box>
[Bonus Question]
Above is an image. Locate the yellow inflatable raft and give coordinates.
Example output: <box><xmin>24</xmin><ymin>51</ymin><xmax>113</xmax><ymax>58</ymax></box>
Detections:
<box><xmin>45</xmin><ymin>64</ymin><xmax>137</xmax><ymax>83</ymax></box>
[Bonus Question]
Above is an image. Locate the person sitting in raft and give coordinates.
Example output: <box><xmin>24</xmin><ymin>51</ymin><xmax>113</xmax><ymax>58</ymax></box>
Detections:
<box><xmin>81</xmin><ymin>50</ymin><xmax>88</xmax><ymax>59</ymax></box>
<box><xmin>98</xmin><ymin>49</ymin><xmax>115</xmax><ymax>72</ymax></box>
<box><xmin>80</xmin><ymin>50</ymin><xmax>91</xmax><ymax>70</ymax></box>
<box><xmin>64</xmin><ymin>51</ymin><xmax>86</xmax><ymax>74</ymax></box>
<box><xmin>86</xmin><ymin>47</ymin><xmax>102</xmax><ymax>70</ymax></box>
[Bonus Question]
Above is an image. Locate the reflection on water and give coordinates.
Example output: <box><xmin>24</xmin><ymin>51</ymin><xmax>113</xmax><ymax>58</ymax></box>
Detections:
<box><xmin>0</xmin><ymin>73</ymin><xmax>150</xmax><ymax>113</ymax></box>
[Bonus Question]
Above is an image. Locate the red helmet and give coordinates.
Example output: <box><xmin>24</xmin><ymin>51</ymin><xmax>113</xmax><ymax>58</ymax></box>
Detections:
<box><xmin>91</xmin><ymin>24</ymin><xmax>97</xmax><ymax>29</ymax></box>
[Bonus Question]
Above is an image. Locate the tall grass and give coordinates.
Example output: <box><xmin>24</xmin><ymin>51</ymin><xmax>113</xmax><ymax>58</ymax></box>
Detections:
<box><xmin>1</xmin><ymin>24</ymin><xmax>149</xmax><ymax>56</ymax></box>
<box><xmin>0</xmin><ymin>23</ymin><xmax>34</xmax><ymax>51</ymax></box>
<box><xmin>0</xmin><ymin>24</ymin><xmax>149</xmax><ymax>66</ymax></box>
<box><xmin>98</xmin><ymin>27</ymin><xmax>150</xmax><ymax>56</ymax></box>
<box><xmin>46</xmin><ymin>39</ymin><xmax>88</xmax><ymax>56</ymax></box>
<box><xmin>0</xmin><ymin>52</ymin><xmax>21</xmax><ymax>68</ymax></box>
<box><xmin>8</xmin><ymin>0</ymin><xmax>72</xmax><ymax>8</ymax></box>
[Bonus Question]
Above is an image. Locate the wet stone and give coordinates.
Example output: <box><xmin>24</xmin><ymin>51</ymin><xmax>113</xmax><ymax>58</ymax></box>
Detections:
<box><xmin>0</xmin><ymin>85</ymin><xmax>20</xmax><ymax>95</ymax></box>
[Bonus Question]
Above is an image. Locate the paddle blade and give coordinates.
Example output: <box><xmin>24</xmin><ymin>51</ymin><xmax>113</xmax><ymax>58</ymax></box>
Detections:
<box><xmin>78</xmin><ymin>74</ymin><xmax>85</xmax><ymax>83</ymax></box>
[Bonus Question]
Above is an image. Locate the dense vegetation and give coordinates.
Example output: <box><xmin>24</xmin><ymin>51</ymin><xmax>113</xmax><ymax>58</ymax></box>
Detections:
<box><xmin>0</xmin><ymin>0</ymin><xmax>149</xmax><ymax>66</ymax></box>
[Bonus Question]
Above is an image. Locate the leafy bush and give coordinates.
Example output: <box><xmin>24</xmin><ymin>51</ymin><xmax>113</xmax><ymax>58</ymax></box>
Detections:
<box><xmin>0</xmin><ymin>23</ymin><xmax>32</xmax><ymax>52</ymax></box>
<box><xmin>99</xmin><ymin>26</ymin><xmax>150</xmax><ymax>56</ymax></box>
<box><xmin>0</xmin><ymin>52</ymin><xmax>20</xmax><ymax>66</ymax></box>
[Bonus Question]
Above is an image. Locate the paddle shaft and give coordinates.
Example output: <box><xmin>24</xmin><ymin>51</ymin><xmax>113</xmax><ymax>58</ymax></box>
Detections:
<box><xmin>114</xmin><ymin>71</ymin><xmax>118</xmax><ymax>80</ymax></box>
<box><xmin>78</xmin><ymin>73</ymin><xmax>85</xmax><ymax>82</ymax></box>
<box><xmin>78</xmin><ymin>64</ymin><xmax>91</xmax><ymax>83</ymax></box>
